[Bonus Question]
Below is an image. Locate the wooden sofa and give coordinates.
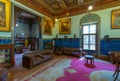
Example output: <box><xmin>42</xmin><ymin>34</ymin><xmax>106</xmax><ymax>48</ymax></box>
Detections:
<box><xmin>22</xmin><ymin>50</ymin><xmax>53</xmax><ymax>69</ymax></box>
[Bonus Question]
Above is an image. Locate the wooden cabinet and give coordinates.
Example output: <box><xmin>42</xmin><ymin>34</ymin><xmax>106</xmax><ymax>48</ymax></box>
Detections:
<box><xmin>0</xmin><ymin>44</ymin><xmax>14</xmax><ymax>68</ymax></box>
<box><xmin>44</xmin><ymin>42</ymin><xmax>53</xmax><ymax>49</ymax></box>
<box><xmin>14</xmin><ymin>38</ymin><xmax>25</xmax><ymax>46</ymax></box>
<box><xmin>27</xmin><ymin>38</ymin><xmax>39</xmax><ymax>50</ymax></box>
<box><xmin>15</xmin><ymin>45</ymin><xmax>23</xmax><ymax>54</ymax></box>
<box><xmin>14</xmin><ymin>38</ymin><xmax>25</xmax><ymax>53</ymax></box>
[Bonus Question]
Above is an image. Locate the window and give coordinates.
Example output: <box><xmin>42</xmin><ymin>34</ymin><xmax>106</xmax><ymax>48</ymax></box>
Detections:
<box><xmin>82</xmin><ymin>23</ymin><xmax>97</xmax><ymax>50</ymax></box>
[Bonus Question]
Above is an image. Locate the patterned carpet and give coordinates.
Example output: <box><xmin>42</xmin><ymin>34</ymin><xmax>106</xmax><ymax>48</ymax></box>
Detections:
<box><xmin>90</xmin><ymin>70</ymin><xmax>120</xmax><ymax>81</ymax></box>
<box><xmin>22</xmin><ymin>56</ymin><xmax>117</xmax><ymax>81</ymax></box>
<box><xmin>22</xmin><ymin>56</ymin><xmax>71</xmax><ymax>81</ymax></box>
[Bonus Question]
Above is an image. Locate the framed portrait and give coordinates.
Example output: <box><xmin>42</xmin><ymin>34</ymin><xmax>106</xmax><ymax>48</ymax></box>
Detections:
<box><xmin>0</xmin><ymin>0</ymin><xmax>11</xmax><ymax>32</ymax></box>
<box><xmin>59</xmin><ymin>18</ymin><xmax>71</xmax><ymax>34</ymax></box>
<box><xmin>43</xmin><ymin>17</ymin><xmax>52</xmax><ymax>35</ymax></box>
<box><xmin>111</xmin><ymin>9</ymin><xmax>120</xmax><ymax>29</ymax></box>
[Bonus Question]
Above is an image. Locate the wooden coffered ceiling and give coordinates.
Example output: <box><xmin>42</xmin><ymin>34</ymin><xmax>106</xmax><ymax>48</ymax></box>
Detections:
<box><xmin>15</xmin><ymin>0</ymin><xmax>120</xmax><ymax>19</ymax></box>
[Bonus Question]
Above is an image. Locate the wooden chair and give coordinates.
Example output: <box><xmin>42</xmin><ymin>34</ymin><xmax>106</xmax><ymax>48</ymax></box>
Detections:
<box><xmin>0</xmin><ymin>68</ymin><xmax>8</xmax><ymax>81</ymax></box>
<box><xmin>113</xmin><ymin>56</ymin><xmax>120</xmax><ymax>81</ymax></box>
<box><xmin>22</xmin><ymin>45</ymin><xmax>31</xmax><ymax>53</ymax></box>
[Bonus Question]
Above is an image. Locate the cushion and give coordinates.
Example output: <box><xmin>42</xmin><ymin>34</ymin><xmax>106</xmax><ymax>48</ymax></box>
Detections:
<box><xmin>34</xmin><ymin>55</ymin><xmax>43</xmax><ymax>62</ymax></box>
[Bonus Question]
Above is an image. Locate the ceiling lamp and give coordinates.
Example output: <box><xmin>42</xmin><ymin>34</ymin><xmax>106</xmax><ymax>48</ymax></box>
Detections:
<box><xmin>88</xmin><ymin>5</ymin><xmax>93</xmax><ymax>10</ymax></box>
<box><xmin>55</xmin><ymin>17</ymin><xmax>58</xmax><ymax>21</ymax></box>
<box><xmin>66</xmin><ymin>12</ymin><xmax>69</xmax><ymax>16</ymax></box>
<box><xmin>68</xmin><ymin>0</ymin><xmax>73</xmax><ymax>2</ymax></box>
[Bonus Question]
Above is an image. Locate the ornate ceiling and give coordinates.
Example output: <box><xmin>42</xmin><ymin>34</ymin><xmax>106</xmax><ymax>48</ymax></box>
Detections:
<box><xmin>15</xmin><ymin>0</ymin><xmax>120</xmax><ymax>19</ymax></box>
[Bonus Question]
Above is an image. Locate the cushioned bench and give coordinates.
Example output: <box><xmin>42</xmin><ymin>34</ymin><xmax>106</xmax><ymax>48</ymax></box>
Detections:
<box><xmin>54</xmin><ymin>47</ymin><xmax>86</xmax><ymax>57</ymax></box>
<box><xmin>22</xmin><ymin>50</ymin><xmax>53</xmax><ymax>69</ymax></box>
<box><xmin>62</xmin><ymin>47</ymin><xmax>85</xmax><ymax>57</ymax></box>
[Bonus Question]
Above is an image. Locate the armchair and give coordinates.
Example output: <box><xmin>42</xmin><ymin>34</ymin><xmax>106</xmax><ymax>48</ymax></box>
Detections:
<box><xmin>113</xmin><ymin>56</ymin><xmax>120</xmax><ymax>81</ymax></box>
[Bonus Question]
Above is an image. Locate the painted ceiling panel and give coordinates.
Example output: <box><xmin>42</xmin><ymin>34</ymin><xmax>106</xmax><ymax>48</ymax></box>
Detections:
<box><xmin>15</xmin><ymin>0</ymin><xmax>119</xmax><ymax>18</ymax></box>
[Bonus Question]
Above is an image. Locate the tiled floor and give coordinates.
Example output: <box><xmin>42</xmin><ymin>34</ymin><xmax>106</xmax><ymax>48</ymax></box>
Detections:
<box><xmin>7</xmin><ymin>53</ymin><xmax>62</xmax><ymax>81</ymax></box>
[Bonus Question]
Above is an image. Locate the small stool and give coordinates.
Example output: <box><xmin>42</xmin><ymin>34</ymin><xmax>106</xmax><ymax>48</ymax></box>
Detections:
<box><xmin>85</xmin><ymin>55</ymin><xmax>94</xmax><ymax>64</ymax></box>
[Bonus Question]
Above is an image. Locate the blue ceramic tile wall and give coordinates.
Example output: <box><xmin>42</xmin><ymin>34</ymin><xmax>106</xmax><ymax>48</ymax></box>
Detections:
<box><xmin>43</xmin><ymin>39</ymin><xmax>53</xmax><ymax>49</ymax></box>
<box><xmin>100</xmin><ymin>39</ymin><xmax>120</xmax><ymax>55</ymax></box>
<box><xmin>55</xmin><ymin>38</ymin><xmax>80</xmax><ymax>48</ymax></box>
<box><xmin>14</xmin><ymin>21</ymin><xmax>30</xmax><ymax>38</ymax></box>
<box><xmin>42</xmin><ymin>39</ymin><xmax>120</xmax><ymax>55</ymax></box>
<box><xmin>0</xmin><ymin>38</ymin><xmax>12</xmax><ymax>44</ymax></box>
<box><xmin>31</xmin><ymin>23</ymin><xmax>39</xmax><ymax>38</ymax></box>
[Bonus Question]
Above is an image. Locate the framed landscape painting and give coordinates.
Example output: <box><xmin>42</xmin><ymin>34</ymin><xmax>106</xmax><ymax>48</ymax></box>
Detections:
<box><xmin>59</xmin><ymin>18</ymin><xmax>71</xmax><ymax>34</ymax></box>
<box><xmin>111</xmin><ymin>9</ymin><xmax>120</xmax><ymax>29</ymax></box>
<box><xmin>0</xmin><ymin>0</ymin><xmax>11</xmax><ymax>32</ymax></box>
<box><xmin>43</xmin><ymin>17</ymin><xmax>52</xmax><ymax>35</ymax></box>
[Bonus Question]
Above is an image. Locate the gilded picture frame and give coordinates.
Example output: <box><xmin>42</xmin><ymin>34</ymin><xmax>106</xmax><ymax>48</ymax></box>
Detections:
<box><xmin>0</xmin><ymin>0</ymin><xmax>11</xmax><ymax>32</ymax></box>
<box><xmin>59</xmin><ymin>18</ymin><xmax>71</xmax><ymax>34</ymax></box>
<box><xmin>111</xmin><ymin>9</ymin><xmax>120</xmax><ymax>29</ymax></box>
<box><xmin>43</xmin><ymin>17</ymin><xmax>52</xmax><ymax>35</ymax></box>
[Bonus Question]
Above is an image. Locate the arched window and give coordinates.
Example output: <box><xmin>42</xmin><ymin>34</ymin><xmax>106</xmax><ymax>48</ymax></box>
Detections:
<box><xmin>80</xmin><ymin>13</ymin><xmax>100</xmax><ymax>54</ymax></box>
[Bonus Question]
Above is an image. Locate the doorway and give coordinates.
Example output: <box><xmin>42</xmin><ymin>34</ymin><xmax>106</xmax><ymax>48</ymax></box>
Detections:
<box><xmin>14</xmin><ymin>6</ymin><xmax>41</xmax><ymax>54</ymax></box>
<box><xmin>13</xmin><ymin>6</ymin><xmax>42</xmax><ymax>66</ymax></box>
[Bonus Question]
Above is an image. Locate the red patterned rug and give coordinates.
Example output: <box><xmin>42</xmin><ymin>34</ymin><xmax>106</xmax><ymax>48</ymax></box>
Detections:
<box><xmin>22</xmin><ymin>57</ymin><xmax>116</xmax><ymax>81</ymax></box>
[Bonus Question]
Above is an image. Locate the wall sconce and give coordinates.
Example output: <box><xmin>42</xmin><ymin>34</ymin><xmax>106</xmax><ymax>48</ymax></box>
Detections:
<box><xmin>74</xmin><ymin>34</ymin><xmax>76</xmax><ymax>38</ymax></box>
<box><xmin>56</xmin><ymin>34</ymin><xmax>58</xmax><ymax>38</ymax></box>
<box><xmin>104</xmin><ymin>35</ymin><xmax>109</xmax><ymax>41</ymax></box>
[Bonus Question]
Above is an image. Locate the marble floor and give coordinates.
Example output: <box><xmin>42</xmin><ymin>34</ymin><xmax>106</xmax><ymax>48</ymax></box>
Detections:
<box><xmin>7</xmin><ymin>53</ymin><xmax>114</xmax><ymax>81</ymax></box>
<box><xmin>7</xmin><ymin>53</ymin><xmax>62</xmax><ymax>81</ymax></box>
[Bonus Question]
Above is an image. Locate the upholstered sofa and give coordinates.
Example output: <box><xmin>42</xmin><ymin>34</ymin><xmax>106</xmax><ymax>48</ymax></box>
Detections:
<box><xmin>22</xmin><ymin>50</ymin><xmax>53</xmax><ymax>69</ymax></box>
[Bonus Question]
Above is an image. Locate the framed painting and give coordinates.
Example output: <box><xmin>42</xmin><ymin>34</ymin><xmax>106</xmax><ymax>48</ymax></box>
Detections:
<box><xmin>43</xmin><ymin>17</ymin><xmax>52</xmax><ymax>35</ymax></box>
<box><xmin>59</xmin><ymin>18</ymin><xmax>71</xmax><ymax>34</ymax></box>
<box><xmin>0</xmin><ymin>0</ymin><xmax>11</xmax><ymax>32</ymax></box>
<box><xmin>111</xmin><ymin>9</ymin><xmax>120</xmax><ymax>29</ymax></box>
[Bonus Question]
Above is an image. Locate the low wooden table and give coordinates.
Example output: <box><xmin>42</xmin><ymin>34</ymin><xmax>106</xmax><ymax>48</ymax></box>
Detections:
<box><xmin>85</xmin><ymin>55</ymin><xmax>94</xmax><ymax>64</ymax></box>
